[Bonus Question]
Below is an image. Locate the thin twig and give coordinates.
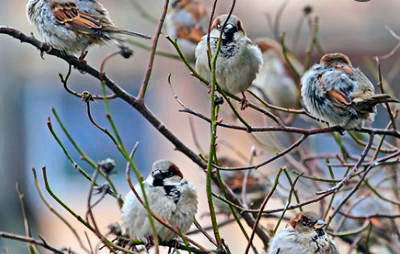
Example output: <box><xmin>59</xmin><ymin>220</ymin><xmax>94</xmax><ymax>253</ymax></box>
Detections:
<box><xmin>32</xmin><ymin>169</ymin><xmax>89</xmax><ymax>253</ymax></box>
<box><xmin>59</xmin><ymin>64</ymin><xmax>117</xmax><ymax>100</ymax></box>
<box><xmin>137</xmin><ymin>0</ymin><xmax>170</xmax><ymax>100</ymax></box>
<box><xmin>0</xmin><ymin>232</ymin><xmax>64</xmax><ymax>254</ymax></box>
<box><xmin>318</xmin><ymin>133</ymin><xmax>375</xmax><ymax>195</ymax></box>
<box><xmin>244</xmin><ymin>170</ymin><xmax>283</xmax><ymax>253</ymax></box>
<box><xmin>375</xmin><ymin>57</ymin><xmax>397</xmax><ymax>130</ymax></box>
<box><xmin>16</xmin><ymin>183</ymin><xmax>37</xmax><ymax>253</ymax></box>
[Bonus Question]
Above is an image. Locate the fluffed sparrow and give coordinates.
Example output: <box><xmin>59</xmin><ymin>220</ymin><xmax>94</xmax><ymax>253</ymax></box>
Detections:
<box><xmin>301</xmin><ymin>53</ymin><xmax>399</xmax><ymax>128</ymax></box>
<box><xmin>26</xmin><ymin>0</ymin><xmax>150</xmax><ymax>58</ymax></box>
<box><xmin>268</xmin><ymin>212</ymin><xmax>339</xmax><ymax>254</ymax></box>
<box><xmin>252</xmin><ymin>38</ymin><xmax>302</xmax><ymax>108</ymax></box>
<box><xmin>195</xmin><ymin>14</ymin><xmax>263</xmax><ymax>109</ymax></box>
<box><xmin>166</xmin><ymin>0</ymin><xmax>208</xmax><ymax>61</ymax></box>
<box><xmin>121</xmin><ymin>160</ymin><xmax>198</xmax><ymax>244</ymax></box>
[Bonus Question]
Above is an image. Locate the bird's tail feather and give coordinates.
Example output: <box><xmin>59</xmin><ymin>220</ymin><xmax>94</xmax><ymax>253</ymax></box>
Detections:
<box><xmin>364</xmin><ymin>94</ymin><xmax>400</xmax><ymax>104</ymax></box>
<box><xmin>355</xmin><ymin>94</ymin><xmax>400</xmax><ymax>113</ymax></box>
<box><xmin>110</xmin><ymin>29</ymin><xmax>151</xmax><ymax>40</ymax></box>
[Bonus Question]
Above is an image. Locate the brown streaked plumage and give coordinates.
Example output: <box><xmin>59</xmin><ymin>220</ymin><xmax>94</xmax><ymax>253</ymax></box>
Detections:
<box><xmin>269</xmin><ymin>212</ymin><xmax>338</xmax><ymax>254</ymax></box>
<box><xmin>166</xmin><ymin>0</ymin><xmax>208</xmax><ymax>60</ymax></box>
<box><xmin>26</xmin><ymin>0</ymin><xmax>150</xmax><ymax>58</ymax></box>
<box><xmin>301</xmin><ymin>52</ymin><xmax>400</xmax><ymax>128</ymax></box>
<box><xmin>252</xmin><ymin>37</ymin><xmax>302</xmax><ymax>108</ymax></box>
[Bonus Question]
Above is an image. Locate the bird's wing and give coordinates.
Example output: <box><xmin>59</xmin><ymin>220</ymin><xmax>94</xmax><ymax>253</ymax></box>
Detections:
<box><xmin>326</xmin><ymin>89</ymin><xmax>352</xmax><ymax>108</ymax></box>
<box><xmin>50</xmin><ymin>1</ymin><xmax>103</xmax><ymax>34</ymax></box>
<box><xmin>120</xmin><ymin>191</ymin><xmax>146</xmax><ymax>237</ymax></box>
<box><xmin>319</xmin><ymin>70</ymin><xmax>354</xmax><ymax>109</ymax></box>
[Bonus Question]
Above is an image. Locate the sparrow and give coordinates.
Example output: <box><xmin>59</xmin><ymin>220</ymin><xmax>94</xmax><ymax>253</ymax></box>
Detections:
<box><xmin>301</xmin><ymin>53</ymin><xmax>399</xmax><ymax>128</ymax></box>
<box><xmin>251</xmin><ymin>38</ymin><xmax>303</xmax><ymax>108</ymax></box>
<box><xmin>213</xmin><ymin>157</ymin><xmax>269</xmax><ymax>215</ymax></box>
<box><xmin>195</xmin><ymin>14</ymin><xmax>263</xmax><ymax>109</ymax></box>
<box><xmin>268</xmin><ymin>212</ymin><xmax>339</xmax><ymax>254</ymax></box>
<box><xmin>26</xmin><ymin>0</ymin><xmax>150</xmax><ymax>59</ymax></box>
<box><xmin>120</xmin><ymin>160</ymin><xmax>198</xmax><ymax>245</ymax></box>
<box><xmin>166</xmin><ymin>0</ymin><xmax>208</xmax><ymax>61</ymax></box>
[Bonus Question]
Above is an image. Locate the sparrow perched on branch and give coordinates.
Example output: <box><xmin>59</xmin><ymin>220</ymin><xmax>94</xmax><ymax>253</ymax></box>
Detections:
<box><xmin>268</xmin><ymin>212</ymin><xmax>338</xmax><ymax>254</ymax></box>
<box><xmin>195</xmin><ymin>14</ymin><xmax>263</xmax><ymax>109</ymax></box>
<box><xmin>120</xmin><ymin>160</ymin><xmax>197</xmax><ymax>245</ymax></box>
<box><xmin>251</xmin><ymin>38</ymin><xmax>303</xmax><ymax>108</ymax></box>
<box><xmin>301</xmin><ymin>53</ymin><xmax>399</xmax><ymax>128</ymax></box>
<box><xmin>26</xmin><ymin>0</ymin><xmax>150</xmax><ymax>59</ymax></box>
<box><xmin>166</xmin><ymin>0</ymin><xmax>208</xmax><ymax>61</ymax></box>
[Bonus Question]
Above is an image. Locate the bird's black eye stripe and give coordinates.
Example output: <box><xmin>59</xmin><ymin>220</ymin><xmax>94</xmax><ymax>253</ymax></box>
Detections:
<box><xmin>152</xmin><ymin>170</ymin><xmax>180</xmax><ymax>186</ymax></box>
<box><xmin>152</xmin><ymin>174</ymin><xmax>164</xmax><ymax>186</ymax></box>
<box><xmin>301</xmin><ymin>217</ymin><xmax>316</xmax><ymax>227</ymax></box>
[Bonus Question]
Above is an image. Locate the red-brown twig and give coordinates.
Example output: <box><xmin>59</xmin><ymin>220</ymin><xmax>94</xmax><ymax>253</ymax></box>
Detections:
<box><xmin>137</xmin><ymin>0</ymin><xmax>170</xmax><ymax>100</ymax></box>
<box><xmin>0</xmin><ymin>232</ymin><xmax>64</xmax><ymax>254</ymax></box>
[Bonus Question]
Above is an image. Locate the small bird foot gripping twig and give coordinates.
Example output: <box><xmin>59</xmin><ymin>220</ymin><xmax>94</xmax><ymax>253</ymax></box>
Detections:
<box><xmin>39</xmin><ymin>42</ymin><xmax>52</xmax><ymax>59</ymax></box>
<box><xmin>240</xmin><ymin>92</ymin><xmax>249</xmax><ymax>110</ymax></box>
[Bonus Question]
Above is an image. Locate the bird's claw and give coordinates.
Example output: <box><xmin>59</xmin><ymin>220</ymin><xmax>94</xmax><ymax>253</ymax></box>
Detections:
<box><xmin>94</xmin><ymin>184</ymin><xmax>112</xmax><ymax>195</ymax></box>
<box><xmin>39</xmin><ymin>43</ymin><xmax>52</xmax><ymax>59</ymax></box>
<box><xmin>144</xmin><ymin>236</ymin><xmax>154</xmax><ymax>251</ymax></box>
<box><xmin>119</xmin><ymin>46</ymin><xmax>133</xmax><ymax>59</ymax></box>
<box><xmin>334</xmin><ymin>126</ymin><xmax>346</xmax><ymax>135</ymax></box>
<box><xmin>240</xmin><ymin>92</ymin><xmax>249</xmax><ymax>110</ymax></box>
<box><xmin>240</xmin><ymin>98</ymin><xmax>249</xmax><ymax>110</ymax></box>
<box><xmin>79</xmin><ymin>50</ymin><xmax>88</xmax><ymax>64</ymax></box>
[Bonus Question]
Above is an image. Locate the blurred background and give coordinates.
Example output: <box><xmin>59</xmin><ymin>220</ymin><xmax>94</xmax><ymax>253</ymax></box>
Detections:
<box><xmin>0</xmin><ymin>0</ymin><xmax>400</xmax><ymax>253</ymax></box>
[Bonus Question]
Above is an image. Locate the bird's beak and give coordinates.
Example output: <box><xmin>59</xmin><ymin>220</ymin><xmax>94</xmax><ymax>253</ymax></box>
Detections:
<box><xmin>223</xmin><ymin>23</ymin><xmax>238</xmax><ymax>35</ymax></box>
<box><xmin>314</xmin><ymin>219</ymin><xmax>327</xmax><ymax>229</ymax></box>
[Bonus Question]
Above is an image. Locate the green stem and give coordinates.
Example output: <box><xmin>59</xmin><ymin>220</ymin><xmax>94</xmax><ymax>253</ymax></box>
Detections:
<box><xmin>205</xmin><ymin>19</ymin><xmax>224</xmax><ymax>248</ymax></box>
<box><xmin>47</xmin><ymin>117</ymin><xmax>93</xmax><ymax>183</ymax></box>
<box><xmin>52</xmin><ymin>108</ymin><xmax>97</xmax><ymax>168</ymax></box>
<box><xmin>52</xmin><ymin>109</ymin><xmax>120</xmax><ymax>196</ymax></box>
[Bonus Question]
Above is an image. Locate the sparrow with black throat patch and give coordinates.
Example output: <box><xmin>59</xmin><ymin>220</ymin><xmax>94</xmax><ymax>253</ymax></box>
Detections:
<box><xmin>120</xmin><ymin>160</ymin><xmax>198</xmax><ymax>248</ymax></box>
<box><xmin>268</xmin><ymin>212</ymin><xmax>338</xmax><ymax>254</ymax></box>
<box><xmin>195</xmin><ymin>14</ymin><xmax>263</xmax><ymax>110</ymax></box>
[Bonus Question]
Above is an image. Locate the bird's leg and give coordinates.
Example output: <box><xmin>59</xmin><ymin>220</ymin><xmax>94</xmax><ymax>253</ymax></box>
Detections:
<box><xmin>39</xmin><ymin>42</ymin><xmax>52</xmax><ymax>60</ymax></box>
<box><xmin>144</xmin><ymin>235</ymin><xmax>154</xmax><ymax>251</ymax></box>
<box><xmin>172</xmin><ymin>238</ymin><xmax>183</xmax><ymax>253</ymax></box>
<box><xmin>334</xmin><ymin>125</ymin><xmax>345</xmax><ymax>135</ymax></box>
<box><xmin>240</xmin><ymin>91</ymin><xmax>249</xmax><ymax>110</ymax></box>
<box><xmin>79</xmin><ymin>48</ymin><xmax>89</xmax><ymax>64</ymax></box>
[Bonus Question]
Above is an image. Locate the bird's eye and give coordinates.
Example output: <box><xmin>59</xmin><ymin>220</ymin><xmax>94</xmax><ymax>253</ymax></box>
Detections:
<box><xmin>302</xmin><ymin>218</ymin><xmax>310</xmax><ymax>226</ymax></box>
